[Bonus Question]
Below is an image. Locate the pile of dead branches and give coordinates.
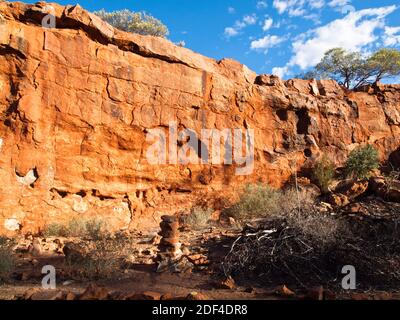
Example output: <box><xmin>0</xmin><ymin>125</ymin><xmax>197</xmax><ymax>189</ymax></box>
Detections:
<box><xmin>222</xmin><ymin>212</ymin><xmax>400</xmax><ymax>290</ymax></box>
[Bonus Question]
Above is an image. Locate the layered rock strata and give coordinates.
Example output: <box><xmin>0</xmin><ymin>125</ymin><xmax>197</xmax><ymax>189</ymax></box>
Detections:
<box><xmin>0</xmin><ymin>2</ymin><xmax>399</xmax><ymax>234</ymax></box>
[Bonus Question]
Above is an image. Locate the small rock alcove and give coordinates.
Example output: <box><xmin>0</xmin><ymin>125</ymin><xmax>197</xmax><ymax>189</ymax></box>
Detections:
<box><xmin>295</xmin><ymin>108</ymin><xmax>311</xmax><ymax>135</ymax></box>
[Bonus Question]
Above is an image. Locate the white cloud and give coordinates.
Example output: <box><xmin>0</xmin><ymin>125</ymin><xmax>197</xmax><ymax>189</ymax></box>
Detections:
<box><xmin>310</xmin><ymin>0</ymin><xmax>325</xmax><ymax>9</ymax></box>
<box><xmin>288</xmin><ymin>7</ymin><xmax>306</xmax><ymax>17</ymax></box>
<box><xmin>257</xmin><ymin>1</ymin><xmax>268</xmax><ymax>9</ymax></box>
<box><xmin>251</xmin><ymin>35</ymin><xmax>285</xmax><ymax>52</ymax></box>
<box><xmin>273</xmin><ymin>0</ymin><xmax>291</xmax><ymax>14</ymax></box>
<box><xmin>243</xmin><ymin>14</ymin><xmax>258</xmax><ymax>25</ymax></box>
<box><xmin>328</xmin><ymin>0</ymin><xmax>350</xmax><ymax>7</ymax></box>
<box><xmin>271</xmin><ymin>5</ymin><xmax>398</xmax><ymax>79</ymax></box>
<box><xmin>304</xmin><ymin>13</ymin><xmax>322</xmax><ymax>25</ymax></box>
<box><xmin>272</xmin><ymin>66</ymin><xmax>289</xmax><ymax>78</ymax></box>
<box><xmin>224</xmin><ymin>27</ymin><xmax>239</xmax><ymax>37</ymax></box>
<box><xmin>288</xmin><ymin>6</ymin><xmax>397</xmax><ymax>70</ymax></box>
<box><xmin>262</xmin><ymin>18</ymin><xmax>274</xmax><ymax>31</ymax></box>
<box><xmin>228</xmin><ymin>7</ymin><xmax>236</xmax><ymax>14</ymax></box>
<box><xmin>273</xmin><ymin>0</ymin><xmax>323</xmax><ymax>18</ymax></box>
<box><xmin>383</xmin><ymin>26</ymin><xmax>400</xmax><ymax>46</ymax></box>
<box><xmin>272</xmin><ymin>0</ymin><xmax>312</xmax><ymax>15</ymax></box>
<box><xmin>328</xmin><ymin>0</ymin><xmax>355</xmax><ymax>14</ymax></box>
<box><xmin>224</xmin><ymin>13</ymin><xmax>258</xmax><ymax>38</ymax></box>
<box><xmin>235</xmin><ymin>21</ymin><xmax>246</xmax><ymax>29</ymax></box>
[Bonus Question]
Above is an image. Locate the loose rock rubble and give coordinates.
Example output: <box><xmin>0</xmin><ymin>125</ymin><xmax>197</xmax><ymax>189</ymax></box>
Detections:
<box><xmin>18</xmin><ymin>284</ymin><xmax>211</xmax><ymax>301</ymax></box>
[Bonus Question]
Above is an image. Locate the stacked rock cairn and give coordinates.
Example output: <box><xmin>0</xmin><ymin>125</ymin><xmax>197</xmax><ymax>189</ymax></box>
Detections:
<box><xmin>157</xmin><ymin>215</ymin><xmax>182</xmax><ymax>271</ymax></box>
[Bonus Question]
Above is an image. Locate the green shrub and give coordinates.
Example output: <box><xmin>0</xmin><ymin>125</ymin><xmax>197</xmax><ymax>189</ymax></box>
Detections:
<box><xmin>279</xmin><ymin>187</ymin><xmax>315</xmax><ymax>212</ymax></box>
<box><xmin>222</xmin><ymin>184</ymin><xmax>281</xmax><ymax>222</ymax></box>
<box><xmin>312</xmin><ymin>154</ymin><xmax>335</xmax><ymax>193</ymax></box>
<box><xmin>183</xmin><ymin>206</ymin><xmax>213</xmax><ymax>229</ymax></box>
<box><xmin>0</xmin><ymin>237</ymin><xmax>15</xmax><ymax>278</ymax></box>
<box><xmin>85</xmin><ymin>218</ymin><xmax>105</xmax><ymax>240</ymax></box>
<box><xmin>43</xmin><ymin>218</ymin><xmax>106</xmax><ymax>239</ymax></box>
<box><xmin>64</xmin><ymin>238</ymin><xmax>121</xmax><ymax>280</ymax></box>
<box><xmin>93</xmin><ymin>9</ymin><xmax>169</xmax><ymax>37</ymax></box>
<box><xmin>43</xmin><ymin>223</ymin><xmax>69</xmax><ymax>237</ymax></box>
<box><xmin>220</xmin><ymin>179</ymin><xmax>347</xmax><ymax>249</ymax></box>
<box><xmin>66</xmin><ymin>219</ymin><xmax>87</xmax><ymax>237</ymax></box>
<box><xmin>344</xmin><ymin>144</ymin><xmax>379</xmax><ymax>180</ymax></box>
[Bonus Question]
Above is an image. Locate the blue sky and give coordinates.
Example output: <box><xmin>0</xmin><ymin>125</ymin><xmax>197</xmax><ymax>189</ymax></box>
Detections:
<box><xmin>18</xmin><ymin>0</ymin><xmax>400</xmax><ymax>81</ymax></box>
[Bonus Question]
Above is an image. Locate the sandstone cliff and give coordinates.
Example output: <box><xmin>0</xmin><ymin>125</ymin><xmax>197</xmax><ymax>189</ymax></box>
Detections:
<box><xmin>0</xmin><ymin>2</ymin><xmax>399</xmax><ymax>235</ymax></box>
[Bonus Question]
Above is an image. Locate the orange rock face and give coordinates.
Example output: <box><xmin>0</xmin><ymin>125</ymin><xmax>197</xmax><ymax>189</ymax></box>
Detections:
<box><xmin>0</xmin><ymin>2</ymin><xmax>399</xmax><ymax>235</ymax></box>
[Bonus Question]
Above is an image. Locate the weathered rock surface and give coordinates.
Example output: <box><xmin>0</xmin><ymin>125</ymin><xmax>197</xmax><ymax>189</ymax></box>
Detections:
<box><xmin>370</xmin><ymin>176</ymin><xmax>400</xmax><ymax>203</ymax></box>
<box><xmin>0</xmin><ymin>2</ymin><xmax>400</xmax><ymax>235</ymax></box>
